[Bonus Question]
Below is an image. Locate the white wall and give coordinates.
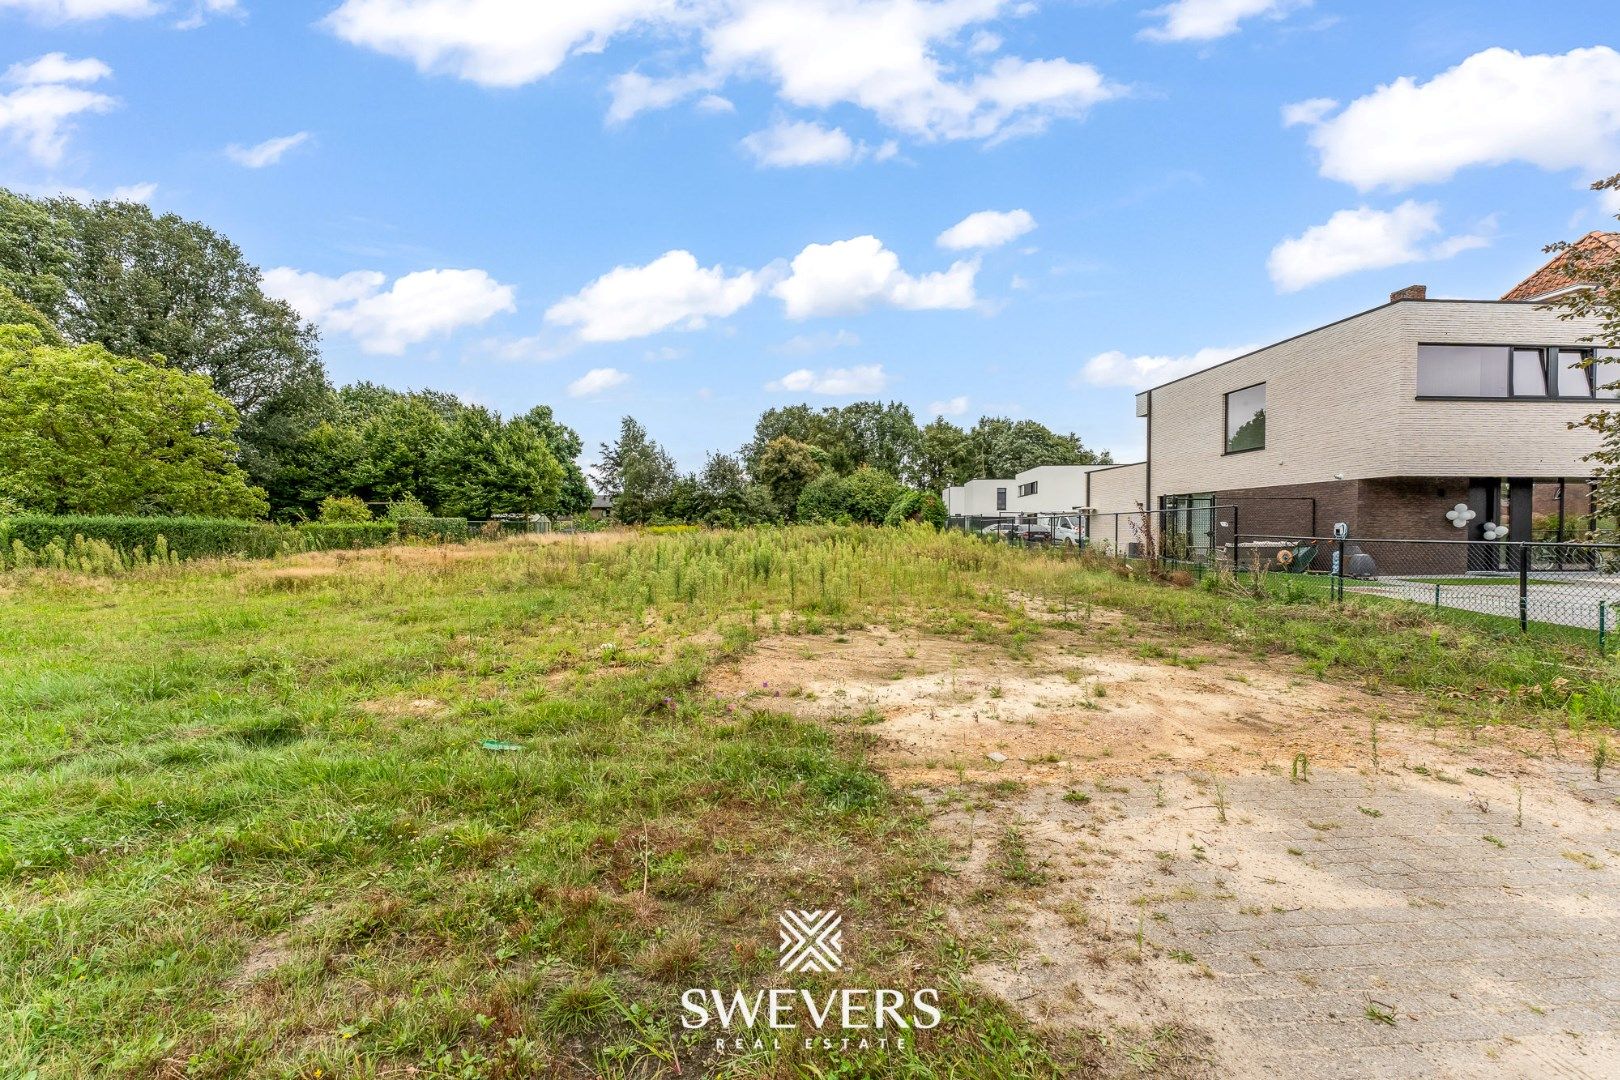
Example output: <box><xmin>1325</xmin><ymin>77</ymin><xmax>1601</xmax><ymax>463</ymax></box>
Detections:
<box><xmin>1012</xmin><ymin>465</ymin><xmax>1110</xmax><ymax>514</ymax></box>
<box><xmin>943</xmin><ymin>486</ymin><xmax>966</xmax><ymax>516</ymax></box>
<box><xmin>957</xmin><ymin>478</ymin><xmax>1015</xmax><ymax>516</ymax></box>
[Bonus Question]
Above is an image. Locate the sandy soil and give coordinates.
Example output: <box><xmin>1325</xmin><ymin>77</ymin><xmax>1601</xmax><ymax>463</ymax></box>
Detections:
<box><xmin>708</xmin><ymin>614</ymin><xmax>1620</xmax><ymax>1079</ymax></box>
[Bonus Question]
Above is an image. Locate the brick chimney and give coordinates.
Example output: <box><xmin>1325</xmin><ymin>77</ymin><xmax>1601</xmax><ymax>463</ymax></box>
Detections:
<box><xmin>1389</xmin><ymin>284</ymin><xmax>1427</xmax><ymax>303</ymax></box>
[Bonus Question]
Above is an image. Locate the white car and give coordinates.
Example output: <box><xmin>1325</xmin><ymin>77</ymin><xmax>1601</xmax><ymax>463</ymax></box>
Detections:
<box><xmin>1049</xmin><ymin>516</ymin><xmax>1083</xmax><ymax>546</ymax></box>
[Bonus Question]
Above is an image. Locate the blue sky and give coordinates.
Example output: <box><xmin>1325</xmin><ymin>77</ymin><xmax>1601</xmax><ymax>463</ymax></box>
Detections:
<box><xmin>3</xmin><ymin>0</ymin><xmax>1618</xmax><ymax>470</ymax></box>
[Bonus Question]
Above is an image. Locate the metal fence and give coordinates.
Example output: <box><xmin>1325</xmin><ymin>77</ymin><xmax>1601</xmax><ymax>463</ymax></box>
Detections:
<box><xmin>1227</xmin><ymin>534</ymin><xmax>1620</xmax><ymax>642</ymax></box>
<box><xmin>952</xmin><ymin>506</ymin><xmax>1620</xmax><ymax>650</ymax></box>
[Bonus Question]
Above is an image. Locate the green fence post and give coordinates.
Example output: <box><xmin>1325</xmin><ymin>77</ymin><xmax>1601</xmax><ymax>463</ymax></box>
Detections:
<box><xmin>1600</xmin><ymin>600</ymin><xmax>1607</xmax><ymax>655</ymax></box>
<box><xmin>1435</xmin><ymin>583</ymin><xmax>1441</xmax><ymax>611</ymax></box>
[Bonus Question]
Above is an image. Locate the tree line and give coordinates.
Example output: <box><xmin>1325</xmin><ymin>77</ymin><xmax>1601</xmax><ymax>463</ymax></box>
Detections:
<box><xmin>1</xmin><ymin>187</ymin><xmax>1110</xmax><ymax>527</ymax></box>
<box><xmin>0</xmin><ymin>189</ymin><xmax>588</xmax><ymax>521</ymax></box>
<box><xmin>592</xmin><ymin>405</ymin><xmax>1110</xmax><ymax>526</ymax></box>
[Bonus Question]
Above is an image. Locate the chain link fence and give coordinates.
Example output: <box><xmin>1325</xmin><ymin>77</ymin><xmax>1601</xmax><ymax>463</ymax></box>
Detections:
<box><xmin>958</xmin><ymin>504</ymin><xmax>1620</xmax><ymax>651</ymax></box>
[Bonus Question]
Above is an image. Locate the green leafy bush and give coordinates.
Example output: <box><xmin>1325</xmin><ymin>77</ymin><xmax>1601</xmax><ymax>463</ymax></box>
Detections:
<box><xmin>383</xmin><ymin>496</ymin><xmax>432</xmax><ymax>521</ymax></box>
<box><xmin>396</xmin><ymin>517</ymin><xmax>470</xmax><ymax>543</ymax></box>
<box><xmin>0</xmin><ymin>515</ymin><xmax>290</xmax><ymax>563</ymax></box>
<box><xmin>318</xmin><ymin>495</ymin><xmax>374</xmax><ymax>523</ymax></box>
<box><xmin>884</xmin><ymin>489</ymin><xmax>948</xmax><ymax>529</ymax></box>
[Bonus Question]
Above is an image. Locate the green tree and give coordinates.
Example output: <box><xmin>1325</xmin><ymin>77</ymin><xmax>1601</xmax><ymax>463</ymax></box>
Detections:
<box><xmin>429</xmin><ymin>406</ymin><xmax>564</xmax><ymax>518</ymax></box>
<box><xmin>513</xmin><ymin>404</ymin><xmax>593</xmax><ymax>515</ymax></box>
<box><xmin>0</xmin><ymin>189</ymin><xmax>329</xmax><ymax>496</ymax></box>
<box><xmin>596</xmin><ymin>417</ymin><xmax>677</xmax><ymax>524</ymax></box>
<box><xmin>842</xmin><ymin>466</ymin><xmax>905</xmax><ymax>524</ymax></box>
<box><xmin>795</xmin><ymin>472</ymin><xmax>849</xmax><ymax>523</ymax></box>
<box><xmin>915</xmin><ymin>417</ymin><xmax>970</xmax><ymax>491</ymax></box>
<box><xmin>961</xmin><ymin>417</ymin><xmax>1111</xmax><ymax>479</ymax></box>
<box><xmin>0</xmin><ymin>325</ymin><xmax>268</xmax><ymax>517</ymax></box>
<box><xmin>753</xmin><ymin>435</ymin><xmax>824</xmax><ymax>519</ymax></box>
<box><xmin>1549</xmin><ymin>173</ymin><xmax>1620</xmax><ymax>522</ymax></box>
<box><xmin>0</xmin><ymin>283</ymin><xmax>63</xmax><ymax>344</ymax></box>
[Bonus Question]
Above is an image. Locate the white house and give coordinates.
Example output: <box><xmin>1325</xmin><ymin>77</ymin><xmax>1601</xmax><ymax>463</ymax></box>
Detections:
<box><xmin>1011</xmin><ymin>464</ymin><xmax>1115</xmax><ymax>516</ymax></box>
<box><xmin>946</xmin><ymin>478</ymin><xmax>1015</xmax><ymax>518</ymax></box>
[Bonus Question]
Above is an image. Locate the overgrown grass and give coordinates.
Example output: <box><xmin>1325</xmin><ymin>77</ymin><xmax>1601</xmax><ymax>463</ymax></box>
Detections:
<box><xmin>0</xmin><ymin>530</ymin><xmax>1189</xmax><ymax>1079</ymax></box>
<box><xmin>2</xmin><ymin>527</ymin><xmax>1614</xmax><ymax>1078</ymax></box>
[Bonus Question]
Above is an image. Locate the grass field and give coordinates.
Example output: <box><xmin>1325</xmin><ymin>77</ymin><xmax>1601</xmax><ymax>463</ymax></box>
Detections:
<box><xmin>3</xmin><ymin>528</ymin><xmax>1617</xmax><ymax>1079</ymax></box>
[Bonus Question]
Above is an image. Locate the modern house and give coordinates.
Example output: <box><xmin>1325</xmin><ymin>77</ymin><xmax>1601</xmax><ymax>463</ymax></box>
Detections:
<box><xmin>1010</xmin><ymin>464</ymin><xmax>1116</xmax><ymax>517</ymax></box>
<box><xmin>947</xmin><ymin>234</ymin><xmax>1618</xmax><ymax>569</ymax></box>
<box><xmin>944</xmin><ymin>477</ymin><xmax>1016</xmax><ymax>518</ymax></box>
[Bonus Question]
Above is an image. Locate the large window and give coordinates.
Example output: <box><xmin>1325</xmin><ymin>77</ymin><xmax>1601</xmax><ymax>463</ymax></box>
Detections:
<box><xmin>1511</xmin><ymin>349</ymin><xmax>1546</xmax><ymax>397</ymax></box>
<box><xmin>1599</xmin><ymin>349</ymin><xmax>1620</xmax><ymax>398</ymax></box>
<box><xmin>1224</xmin><ymin>383</ymin><xmax>1266</xmax><ymax>454</ymax></box>
<box><xmin>1418</xmin><ymin>344</ymin><xmax>1615</xmax><ymax>399</ymax></box>
<box><xmin>1417</xmin><ymin>345</ymin><xmax>1509</xmax><ymax>396</ymax></box>
<box><xmin>1018</xmin><ymin>481</ymin><xmax>1038</xmax><ymax>497</ymax></box>
<box><xmin>995</xmin><ymin>487</ymin><xmax>1007</xmax><ymax>511</ymax></box>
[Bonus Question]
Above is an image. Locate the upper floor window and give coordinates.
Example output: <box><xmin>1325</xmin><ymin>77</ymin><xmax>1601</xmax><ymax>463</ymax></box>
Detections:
<box><xmin>995</xmin><ymin>487</ymin><xmax>1007</xmax><ymax>511</ymax></box>
<box><xmin>1225</xmin><ymin>383</ymin><xmax>1266</xmax><ymax>454</ymax></box>
<box><xmin>1418</xmin><ymin>344</ymin><xmax>1620</xmax><ymax>399</ymax></box>
<box><xmin>1018</xmin><ymin>481</ymin><xmax>1038</xmax><ymax>497</ymax></box>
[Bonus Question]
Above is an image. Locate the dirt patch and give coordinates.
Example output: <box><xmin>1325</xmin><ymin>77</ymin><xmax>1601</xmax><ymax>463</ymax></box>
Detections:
<box><xmin>709</xmin><ymin>622</ymin><xmax>1620</xmax><ymax>1079</ymax></box>
<box><xmin>709</xmin><ymin>625</ymin><xmax>1415</xmax><ymax>786</ymax></box>
<box><xmin>356</xmin><ymin>695</ymin><xmax>446</xmax><ymax>718</ymax></box>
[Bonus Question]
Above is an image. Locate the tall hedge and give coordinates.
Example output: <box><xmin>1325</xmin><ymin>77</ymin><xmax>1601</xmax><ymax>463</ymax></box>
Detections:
<box><xmin>0</xmin><ymin>515</ymin><xmax>289</xmax><ymax>560</ymax></box>
<box><xmin>0</xmin><ymin>514</ymin><xmax>400</xmax><ymax>567</ymax></box>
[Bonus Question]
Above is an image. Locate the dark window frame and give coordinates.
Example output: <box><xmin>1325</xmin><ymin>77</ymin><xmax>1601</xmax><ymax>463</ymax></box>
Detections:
<box><xmin>1223</xmin><ymin>382</ymin><xmax>1266</xmax><ymax>456</ymax></box>
<box><xmin>1416</xmin><ymin>343</ymin><xmax>1609</xmax><ymax>401</ymax></box>
<box><xmin>1018</xmin><ymin>480</ymin><xmax>1038</xmax><ymax>497</ymax></box>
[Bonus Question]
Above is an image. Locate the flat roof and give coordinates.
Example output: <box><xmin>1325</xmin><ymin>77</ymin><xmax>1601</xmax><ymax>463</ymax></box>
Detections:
<box><xmin>1138</xmin><ymin>297</ymin><xmax>1557</xmax><ymax>396</ymax></box>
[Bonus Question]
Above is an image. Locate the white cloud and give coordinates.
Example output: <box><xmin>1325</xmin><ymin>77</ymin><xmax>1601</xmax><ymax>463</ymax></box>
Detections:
<box><xmin>325</xmin><ymin>0</ymin><xmax>684</xmax><ymax>89</ymax></box>
<box><xmin>1141</xmin><ymin>0</ymin><xmax>1304</xmax><ymax>43</ymax></box>
<box><xmin>1280</xmin><ymin>96</ymin><xmax>1335</xmax><ymax>128</ymax></box>
<box><xmin>545</xmin><ymin>250</ymin><xmax>760</xmax><ymax>343</ymax></box>
<box><xmin>741</xmin><ymin>119</ymin><xmax>857</xmax><ymax>167</ymax></box>
<box><xmin>928</xmin><ymin>394</ymin><xmax>969</xmax><ymax>416</ymax></box>
<box><xmin>0</xmin><ymin>0</ymin><xmax>158</xmax><ymax>19</ymax></box>
<box><xmin>225</xmin><ymin>132</ymin><xmax>310</xmax><ymax>168</ymax></box>
<box><xmin>327</xmin><ymin>0</ymin><xmax>1123</xmax><ymax>146</ymax></box>
<box><xmin>567</xmin><ymin>367</ymin><xmax>631</xmax><ymax>397</ymax></box>
<box><xmin>775</xmin><ymin>328</ymin><xmax>859</xmax><ymax>355</ymax></box>
<box><xmin>174</xmin><ymin>0</ymin><xmax>239</xmax><ymax>29</ymax></box>
<box><xmin>766</xmin><ymin>363</ymin><xmax>889</xmax><ymax>395</ymax></box>
<box><xmin>1078</xmin><ymin>344</ymin><xmax>1257</xmax><ymax>390</ymax></box>
<box><xmin>263</xmin><ymin>266</ymin><xmax>517</xmax><ymax>354</ymax></box>
<box><xmin>46</xmin><ymin>180</ymin><xmax>158</xmax><ymax>203</ymax></box>
<box><xmin>0</xmin><ymin>53</ymin><xmax>116</xmax><ymax>166</ymax></box>
<box><xmin>1266</xmin><ymin>200</ymin><xmax>1490</xmax><ymax>293</ymax></box>
<box><xmin>5</xmin><ymin>53</ymin><xmax>112</xmax><ymax>85</ymax></box>
<box><xmin>937</xmin><ymin>208</ymin><xmax>1035</xmax><ymax>250</ymax></box>
<box><xmin>695</xmin><ymin>93</ymin><xmax>735</xmax><ymax>113</ymax></box>
<box><xmin>772</xmin><ymin>235</ymin><xmax>977</xmax><ymax>318</ymax></box>
<box><xmin>1289</xmin><ymin>46</ymin><xmax>1620</xmax><ymax>191</ymax></box>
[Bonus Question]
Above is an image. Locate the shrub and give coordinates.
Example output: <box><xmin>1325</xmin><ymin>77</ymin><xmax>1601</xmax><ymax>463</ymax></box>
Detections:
<box><xmin>796</xmin><ymin>473</ymin><xmax>848</xmax><ymax>523</ymax></box>
<box><xmin>295</xmin><ymin>522</ymin><xmax>398</xmax><ymax>550</ymax></box>
<box><xmin>396</xmin><ymin>517</ymin><xmax>470</xmax><ymax>543</ymax></box>
<box><xmin>884</xmin><ymin>490</ymin><xmax>948</xmax><ymax>529</ymax></box>
<box><xmin>0</xmin><ymin>515</ymin><xmax>290</xmax><ymax>564</ymax></box>
<box><xmin>318</xmin><ymin>495</ymin><xmax>374</xmax><ymax>523</ymax></box>
<box><xmin>383</xmin><ymin>496</ymin><xmax>432</xmax><ymax>521</ymax></box>
<box><xmin>842</xmin><ymin>467</ymin><xmax>904</xmax><ymax>525</ymax></box>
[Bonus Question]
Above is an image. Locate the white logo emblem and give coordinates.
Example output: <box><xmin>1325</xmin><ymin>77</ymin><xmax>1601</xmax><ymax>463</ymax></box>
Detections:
<box><xmin>778</xmin><ymin>909</ymin><xmax>843</xmax><ymax>973</ymax></box>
